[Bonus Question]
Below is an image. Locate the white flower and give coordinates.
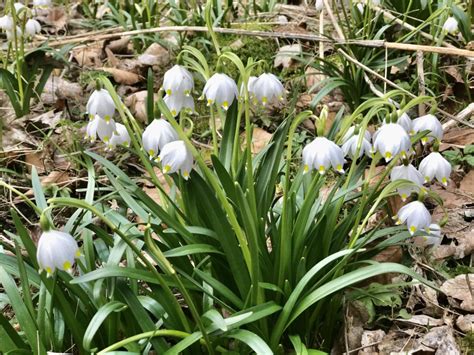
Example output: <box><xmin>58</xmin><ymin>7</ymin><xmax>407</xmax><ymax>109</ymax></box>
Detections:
<box><xmin>86</xmin><ymin>89</ymin><xmax>116</xmax><ymax>122</ymax></box>
<box><xmin>33</xmin><ymin>0</ymin><xmax>52</xmax><ymax>6</ymax></box>
<box><xmin>315</xmin><ymin>0</ymin><xmax>324</xmax><ymax>11</ymax></box>
<box><xmin>158</xmin><ymin>140</ymin><xmax>193</xmax><ymax>179</ymax></box>
<box><xmin>203</xmin><ymin>73</ymin><xmax>239</xmax><ymax>110</ymax></box>
<box><xmin>109</xmin><ymin>123</ymin><xmax>130</xmax><ymax>148</ymax></box>
<box><xmin>36</xmin><ymin>230</ymin><xmax>80</xmax><ymax>276</ymax></box>
<box><xmin>412</xmin><ymin>114</ymin><xmax>443</xmax><ymax>144</ymax></box>
<box><xmin>241</xmin><ymin>76</ymin><xmax>257</xmax><ymax>97</ymax></box>
<box><xmin>370</xmin><ymin>0</ymin><xmax>381</xmax><ymax>6</ymax></box>
<box><xmin>373</xmin><ymin>123</ymin><xmax>411</xmax><ymax>162</ymax></box>
<box><xmin>443</xmin><ymin>16</ymin><xmax>458</xmax><ymax>34</ymax></box>
<box><xmin>356</xmin><ymin>3</ymin><xmax>365</xmax><ymax>12</ymax></box>
<box><xmin>163</xmin><ymin>94</ymin><xmax>194</xmax><ymax>117</ymax></box>
<box><xmin>6</xmin><ymin>26</ymin><xmax>22</xmax><ymax>41</ymax></box>
<box><xmin>251</xmin><ymin>73</ymin><xmax>285</xmax><ymax>105</ymax></box>
<box><xmin>341</xmin><ymin>126</ymin><xmax>371</xmax><ymax>144</ymax></box>
<box><xmin>162</xmin><ymin>64</ymin><xmax>194</xmax><ymax>96</ymax></box>
<box><xmin>419</xmin><ymin>223</ymin><xmax>442</xmax><ymax>247</ymax></box>
<box><xmin>277</xmin><ymin>15</ymin><xmax>288</xmax><ymax>24</ymax></box>
<box><xmin>0</xmin><ymin>15</ymin><xmax>13</xmax><ymax>30</ymax></box>
<box><xmin>24</xmin><ymin>19</ymin><xmax>41</xmax><ymax>37</ymax></box>
<box><xmin>418</xmin><ymin>152</ymin><xmax>452</xmax><ymax>186</ymax></box>
<box><xmin>394</xmin><ymin>201</ymin><xmax>431</xmax><ymax>235</ymax></box>
<box><xmin>302</xmin><ymin>137</ymin><xmax>345</xmax><ymax>174</ymax></box>
<box><xmin>142</xmin><ymin>118</ymin><xmax>178</xmax><ymax>158</ymax></box>
<box><xmin>390</xmin><ymin>164</ymin><xmax>424</xmax><ymax>201</ymax></box>
<box><xmin>14</xmin><ymin>3</ymin><xmax>26</xmax><ymax>13</ymax></box>
<box><xmin>85</xmin><ymin>115</ymin><xmax>117</xmax><ymax>144</ymax></box>
<box><xmin>397</xmin><ymin>111</ymin><xmax>412</xmax><ymax>133</ymax></box>
<box><xmin>341</xmin><ymin>134</ymin><xmax>372</xmax><ymax>159</ymax></box>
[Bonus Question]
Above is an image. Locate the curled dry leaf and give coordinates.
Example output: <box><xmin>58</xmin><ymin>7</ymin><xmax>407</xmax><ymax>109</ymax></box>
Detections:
<box><xmin>41</xmin><ymin>76</ymin><xmax>82</xmax><ymax>104</ymax></box>
<box><xmin>420</xmin><ymin>326</ymin><xmax>460</xmax><ymax>354</ymax></box>
<box><xmin>137</xmin><ymin>43</ymin><xmax>170</xmax><ymax>67</ymax></box>
<box><xmin>106</xmin><ymin>37</ymin><xmax>132</xmax><ymax>54</ymax></box>
<box><xmin>440</xmin><ymin>274</ymin><xmax>474</xmax><ymax>312</ymax></box>
<box><xmin>125</xmin><ymin>90</ymin><xmax>157</xmax><ymax>123</ymax></box>
<box><xmin>456</xmin><ymin>314</ymin><xmax>474</xmax><ymax>333</ymax></box>
<box><xmin>241</xmin><ymin>127</ymin><xmax>272</xmax><ymax>155</ymax></box>
<box><xmin>28</xmin><ymin>110</ymin><xmax>63</xmax><ymax>129</ymax></box>
<box><xmin>396</xmin><ymin>314</ymin><xmax>445</xmax><ymax>327</ymax></box>
<box><xmin>72</xmin><ymin>41</ymin><xmax>104</xmax><ymax>67</ymax></box>
<box><xmin>274</xmin><ymin>44</ymin><xmax>302</xmax><ymax>68</ymax></box>
<box><xmin>101</xmin><ymin>68</ymin><xmax>143</xmax><ymax>85</ymax></box>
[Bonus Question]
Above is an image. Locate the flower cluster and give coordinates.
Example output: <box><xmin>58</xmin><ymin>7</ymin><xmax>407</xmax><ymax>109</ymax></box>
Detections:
<box><xmin>0</xmin><ymin>1</ymin><xmax>46</xmax><ymax>41</ymax></box>
<box><xmin>162</xmin><ymin>65</ymin><xmax>195</xmax><ymax>116</ymax></box>
<box><xmin>301</xmin><ymin>110</ymin><xmax>451</xmax><ymax>243</ymax></box>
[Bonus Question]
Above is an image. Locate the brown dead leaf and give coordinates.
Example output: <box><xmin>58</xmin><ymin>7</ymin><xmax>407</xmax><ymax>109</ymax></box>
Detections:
<box><xmin>41</xmin><ymin>76</ymin><xmax>82</xmax><ymax>104</ymax></box>
<box><xmin>396</xmin><ymin>315</ymin><xmax>444</xmax><ymax>327</ymax></box>
<box><xmin>141</xmin><ymin>168</ymin><xmax>171</xmax><ymax>206</ymax></box>
<box><xmin>106</xmin><ymin>37</ymin><xmax>132</xmax><ymax>54</ymax></box>
<box><xmin>445</xmin><ymin>66</ymin><xmax>464</xmax><ymax>83</ymax></box>
<box><xmin>305</xmin><ymin>66</ymin><xmax>324</xmax><ymax>91</ymax></box>
<box><xmin>25</xmin><ymin>151</ymin><xmax>46</xmax><ymax>174</ymax></box>
<box><xmin>125</xmin><ymin>90</ymin><xmax>157</xmax><ymax>123</ymax></box>
<box><xmin>359</xmin><ymin>330</ymin><xmax>385</xmax><ymax>355</ymax></box>
<box><xmin>38</xmin><ymin>7</ymin><xmax>67</xmax><ymax>31</ymax></box>
<box><xmin>20</xmin><ymin>171</ymin><xmax>70</xmax><ymax>200</ymax></box>
<box><xmin>137</xmin><ymin>43</ymin><xmax>170</xmax><ymax>67</ymax></box>
<box><xmin>105</xmin><ymin>47</ymin><xmax>120</xmax><ymax>68</ymax></box>
<box><xmin>456</xmin><ymin>314</ymin><xmax>474</xmax><ymax>333</ymax></box>
<box><xmin>274</xmin><ymin>44</ymin><xmax>301</xmax><ymax>69</ymax></box>
<box><xmin>440</xmin><ymin>274</ymin><xmax>474</xmax><ymax>312</ymax></box>
<box><xmin>460</xmin><ymin>170</ymin><xmax>474</xmax><ymax>195</ymax></box>
<box><xmin>420</xmin><ymin>326</ymin><xmax>460</xmax><ymax>354</ymax></box>
<box><xmin>241</xmin><ymin>127</ymin><xmax>272</xmax><ymax>155</ymax></box>
<box><xmin>72</xmin><ymin>42</ymin><xmax>104</xmax><ymax>67</ymax></box>
<box><xmin>28</xmin><ymin>110</ymin><xmax>62</xmax><ymax>129</ymax></box>
<box><xmin>101</xmin><ymin>68</ymin><xmax>143</xmax><ymax>85</ymax></box>
<box><xmin>440</xmin><ymin>128</ymin><xmax>474</xmax><ymax>150</ymax></box>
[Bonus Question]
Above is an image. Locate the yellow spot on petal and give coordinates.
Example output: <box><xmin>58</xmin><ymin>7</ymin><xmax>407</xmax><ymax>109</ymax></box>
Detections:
<box><xmin>426</xmin><ymin>227</ymin><xmax>431</xmax><ymax>234</ymax></box>
<box><xmin>183</xmin><ymin>170</ymin><xmax>189</xmax><ymax>179</ymax></box>
<box><xmin>166</xmin><ymin>89</ymin><xmax>172</xmax><ymax>95</ymax></box>
<box><xmin>409</xmin><ymin>225</ymin><xmax>417</xmax><ymax>234</ymax></box>
<box><xmin>45</xmin><ymin>267</ymin><xmax>52</xmax><ymax>275</ymax></box>
<box><xmin>104</xmin><ymin>115</ymin><xmax>111</xmax><ymax>123</ymax></box>
<box><xmin>103</xmin><ymin>136</ymin><xmax>109</xmax><ymax>142</ymax></box>
<box><xmin>148</xmin><ymin>149</ymin><xmax>155</xmax><ymax>158</ymax></box>
<box><xmin>171</xmin><ymin>109</ymin><xmax>177</xmax><ymax>116</ymax></box>
<box><xmin>336</xmin><ymin>164</ymin><xmax>343</xmax><ymax>172</ymax></box>
<box><xmin>207</xmin><ymin>99</ymin><xmax>213</xmax><ymax>106</ymax></box>
<box><xmin>401</xmin><ymin>193</ymin><xmax>407</xmax><ymax>201</ymax></box>
<box><xmin>303</xmin><ymin>164</ymin><xmax>309</xmax><ymax>173</ymax></box>
<box><xmin>163</xmin><ymin>165</ymin><xmax>171</xmax><ymax>173</ymax></box>
<box><xmin>262</xmin><ymin>97</ymin><xmax>268</xmax><ymax>105</ymax></box>
<box><xmin>385</xmin><ymin>151</ymin><xmax>392</xmax><ymax>160</ymax></box>
<box><xmin>63</xmin><ymin>261</ymin><xmax>72</xmax><ymax>271</ymax></box>
<box><xmin>89</xmin><ymin>114</ymin><xmax>94</xmax><ymax>121</ymax></box>
<box><xmin>222</xmin><ymin>101</ymin><xmax>229</xmax><ymax>109</ymax></box>
<box><xmin>75</xmin><ymin>250</ymin><xmax>81</xmax><ymax>258</ymax></box>
<box><xmin>424</xmin><ymin>176</ymin><xmax>430</xmax><ymax>183</ymax></box>
<box><xmin>318</xmin><ymin>165</ymin><xmax>326</xmax><ymax>174</ymax></box>
<box><xmin>441</xmin><ymin>177</ymin><xmax>448</xmax><ymax>185</ymax></box>
<box><xmin>184</xmin><ymin>90</ymin><xmax>190</xmax><ymax>96</ymax></box>
<box><xmin>394</xmin><ymin>218</ymin><xmax>402</xmax><ymax>225</ymax></box>
<box><xmin>278</xmin><ymin>96</ymin><xmax>284</xmax><ymax>101</ymax></box>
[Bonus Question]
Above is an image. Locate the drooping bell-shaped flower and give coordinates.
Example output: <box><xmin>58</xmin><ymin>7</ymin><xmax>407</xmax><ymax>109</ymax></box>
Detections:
<box><xmin>0</xmin><ymin>15</ymin><xmax>13</xmax><ymax>30</ymax></box>
<box><xmin>370</xmin><ymin>0</ymin><xmax>381</xmax><ymax>6</ymax></box>
<box><xmin>419</xmin><ymin>223</ymin><xmax>442</xmax><ymax>246</ymax></box>
<box><xmin>142</xmin><ymin>118</ymin><xmax>178</xmax><ymax>158</ymax></box>
<box><xmin>373</xmin><ymin>123</ymin><xmax>411</xmax><ymax>162</ymax></box>
<box><xmin>162</xmin><ymin>64</ymin><xmax>194</xmax><ymax>96</ymax></box>
<box><xmin>251</xmin><ymin>73</ymin><xmax>285</xmax><ymax>105</ymax></box>
<box><xmin>85</xmin><ymin>115</ymin><xmax>117</xmax><ymax>144</ymax></box>
<box><xmin>397</xmin><ymin>111</ymin><xmax>412</xmax><ymax>133</ymax></box>
<box><xmin>443</xmin><ymin>16</ymin><xmax>458</xmax><ymax>34</ymax></box>
<box><xmin>412</xmin><ymin>114</ymin><xmax>443</xmax><ymax>144</ymax></box>
<box><xmin>86</xmin><ymin>89</ymin><xmax>116</xmax><ymax>122</ymax></box>
<box><xmin>302</xmin><ymin>137</ymin><xmax>345</xmax><ymax>174</ymax></box>
<box><xmin>36</xmin><ymin>230</ymin><xmax>80</xmax><ymax>276</ymax></box>
<box><xmin>203</xmin><ymin>73</ymin><xmax>239</xmax><ymax>110</ymax></box>
<box><xmin>341</xmin><ymin>126</ymin><xmax>371</xmax><ymax>144</ymax></box>
<box><xmin>341</xmin><ymin>134</ymin><xmax>372</xmax><ymax>159</ymax></box>
<box><xmin>356</xmin><ymin>3</ymin><xmax>365</xmax><ymax>12</ymax></box>
<box><xmin>315</xmin><ymin>0</ymin><xmax>324</xmax><ymax>11</ymax></box>
<box><xmin>33</xmin><ymin>0</ymin><xmax>52</xmax><ymax>6</ymax></box>
<box><xmin>158</xmin><ymin>140</ymin><xmax>193</xmax><ymax>179</ymax></box>
<box><xmin>14</xmin><ymin>3</ymin><xmax>26</xmax><ymax>13</ymax></box>
<box><xmin>418</xmin><ymin>152</ymin><xmax>452</xmax><ymax>186</ymax></box>
<box><xmin>241</xmin><ymin>76</ymin><xmax>257</xmax><ymax>98</ymax></box>
<box><xmin>390</xmin><ymin>164</ymin><xmax>424</xmax><ymax>201</ymax></box>
<box><xmin>163</xmin><ymin>94</ymin><xmax>194</xmax><ymax>117</ymax></box>
<box><xmin>109</xmin><ymin>123</ymin><xmax>131</xmax><ymax>148</ymax></box>
<box><xmin>394</xmin><ymin>201</ymin><xmax>431</xmax><ymax>235</ymax></box>
<box><xmin>6</xmin><ymin>26</ymin><xmax>22</xmax><ymax>41</ymax></box>
<box><xmin>24</xmin><ymin>19</ymin><xmax>41</xmax><ymax>37</ymax></box>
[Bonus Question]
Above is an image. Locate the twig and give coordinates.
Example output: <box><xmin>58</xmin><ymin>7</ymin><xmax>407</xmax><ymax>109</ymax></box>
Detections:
<box><xmin>416</xmin><ymin>50</ymin><xmax>426</xmax><ymax>116</ymax></box>
<box><xmin>30</xmin><ymin>26</ymin><xmax>474</xmax><ymax>58</ymax></box>
<box><xmin>337</xmin><ymin>49</ymin><xmax>474</xmax><ymax>128</ymax></box>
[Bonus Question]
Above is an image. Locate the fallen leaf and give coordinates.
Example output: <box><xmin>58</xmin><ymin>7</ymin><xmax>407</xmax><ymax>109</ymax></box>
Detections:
<box><xmin>440</xmin><ymin>128</ymin><xmax>474</xmax><ymax>150</ymax></box>
<box><xmin>445</xmin><ymin>66</ymin><xmax>464</xmax><ymax>83</ymax></box>
<box><xmin>105</xmin><ymin>47</ymin><xmax>120</xmax><ymax>68</ymax></box>
<box><xmin>241</xmin><ymin>127</ymin><xmax>272</xmax><ymax>154</ymax></box>
<box><xmin>420</xmin><ymin>326</ymin><xmax>460</xmax><ymax>354</ymax></box>
<box><xmin>396</xmin><ymin>314</ymin><xmax>444</xmax><ymax>327</ymax></box>
<box><xmin>456</xmin><ymin>314</ymin><xmax>474</xmax><ymax>333</ymax></box>
<box><xmin>137</xmin><ymin>43</ymin><xmax>170</xmax><ymax>67</ymax></box>
<box><xmin>359</xmin><ymin>330</ymin><xmax>385</xmax><ymax>354</ymax></box>
<box><xmin>106</xmin><ymin>37</ymin><xmax>132</xmax><ymax>54</ymax></box>
<box><xmin>28</xmin><ymin>110</ymin><xmax>62</xmax><ymax>129</ymax></box>
<box><xmin>72</xmin><ymin>41</ymin><xmax>104</xmax><ymax>67</ymax></box>
<box><xmin>41</xmin><ymin>76</ymin><xmax>82</xmax><ymax>104</ymax></box>
<box><xmin>125</xmin><ymin>90</ymin><xmax>157</xmax><ymax>123</ymax></box>
<box><xmin>141</xmin><ymin>168</ymin><xmax>172</xmax><ymax>206</ymax></box>
<box><xmin>101</xmin><ymin>68</ymin><xmax>143</xmax><ymax>85</ymax></box>
<box><xmin>38</xmin><ymin>7</ymin><xmax>67</xmax><ymax>31</ymax></box>
<box><xmin>274</xmin><ymin>44</ymin><xmax>301</xmax><ymax>68</ymax></box>
<box><xmin>460</xmin><ymin>170</ymin><xmax>474</xmax><ymax>195</ymax></box>
<box><xmin>440</xmin><ymin>274</ymin><xmax>474</xmax><ymax>312</ymax></box>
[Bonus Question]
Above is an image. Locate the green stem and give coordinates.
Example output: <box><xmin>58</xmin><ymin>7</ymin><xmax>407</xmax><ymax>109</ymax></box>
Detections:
<box><xmin>210</xmin><ymin>106</ymin><xmax>219</xmax><ymax>156</ymax></box>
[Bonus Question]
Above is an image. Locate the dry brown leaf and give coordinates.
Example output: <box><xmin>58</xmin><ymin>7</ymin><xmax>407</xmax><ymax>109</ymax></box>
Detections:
<box><xmin>359</xmin><ymin>330</ymin><xmax>385</xmax><ymax>355</ymax></box>
<box><xmin>440</xmin><ymin>274</ymin><xmax>474</xmax><ymax>312</ymax></box>
<box><xmin>396</xmin><ymin>314</ymin><xmax>444</xmax><ymax>327</ymax></box>
<box><xmin>25</xmin><ymin>152</ymin><xmax>46</xmax><ymax>174</ymax></box>
<box><xmin>72</xmin><ymin>42</ymin><xmax>104</xmax><ymax>67</ymax></box>
<box><xmin>440</xmin><ymin>128</ymin><xmax>474</xmax><ymax>150</ymax></box>
<box><xmin>105</xmin><ymin>47</ymin><xmax>120</xmax><ymax>68</ymax></box>
<box><xmin>141</xmin><ymin>168</ymin><xmax>171</xmax><ymax>206</ymax></box>
<box><xmin>456</xmin><ymin>314</ymin><xmax>474</xmax><ymax>333</ymax></box>
<box><xmin>20</xmin><ymin>171</ymin><xmax>70</xmax><ymax>200</ymax></box>
<box><xmin>101</xmin><ymin>68</ymin><xmax>143</xmax><ymax>85</ymax></box>
<box><xmin>420</xmin><ymin>326</ymin><xmax>460</xmax><ymax>354</ymax></box>
<box><xmin>460</xmin><ymin>170</ymin><xmax>474</xmax><ymax>195</ymax></box>
<box><xmin>125</xmin><ymin>90</ymin><xmax>157</xmax><ymax>123</ymax></box>
<box><xmin>137</xmin><ymin>43</ymin><xmax>170</xmax><ymax>67</ymax></box>
<box><xmin>106</xmin><ymin>37</ymin><xmax>132</xmax><ymax>54</ymax></box>
<box><xmin>305</xmin><ymin>66</ymin><xmax>325</xmax><ymax>91</ymax></box>
<box><xmin>445</xmin><ymin>66</ymin><xmax>464</xmax><ymax>83</ymax></box>
<box><xmin>38</xmin><ymin>7</ymin><xmax>67</xmax><ymax>31</ymax></box>
<box><xmin>28</xmin><ymin>110</ymin><xmax>62</xmax><ymax>129</ymax></box>
<box><xmin>274</xmin><ymin>44</ymin><xmax>301</xmax><ymax>68</ymax></box>
<box><xmin>41</xmin><ymin>76</ymin><xmax>82</xmax><ymax>104</ymax></box>
<box><xmin>241</xmin><ymin>127</ymin><xmax>272</xmax><ymax>154</ymax></box>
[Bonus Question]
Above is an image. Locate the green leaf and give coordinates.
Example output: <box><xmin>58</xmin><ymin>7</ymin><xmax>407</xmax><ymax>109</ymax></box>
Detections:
<box><xmin>163</xmin><ymin>244</ymin><xmax>223</xmax><ymax>258</ymax></box>
<box><xmin>223</xmin><ymin>329</ymin><xmax>273</xmax><ymax>355</ymax></box>
<box><xmin>464</xmin><ymin>144</ymin><xmax>474</xmax><ymax>155</ymax></box>
<box><xmin>463</xmin><ymin>155</ymin><xmax>474</xmax><ymax>167</ymax></box>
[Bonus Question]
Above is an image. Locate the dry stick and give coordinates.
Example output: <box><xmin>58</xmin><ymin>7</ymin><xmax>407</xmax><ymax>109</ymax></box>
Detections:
<box><xmin>416</xmin><ymin>50</ymin><xmax>426</xmax><ymax>116</ymax></box>
<box><xmin>338</xmin><ymin>48</ymin><xmax>474</xmax><ymax>128</ymax></box>
<box><xmin>35</xmin><ymin>26</ymin><xmax>474</xmax><ymax>59</ymax></box>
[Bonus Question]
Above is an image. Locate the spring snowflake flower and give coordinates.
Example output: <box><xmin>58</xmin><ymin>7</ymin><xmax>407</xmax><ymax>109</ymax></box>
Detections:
<box><xmin>0</xmin><ymin>15</ymin><xmax>13</xmax><ymax>30</ymax></box>
<box><xmin>356</xmin><ymin>3</ymin><xmax>365</xmax><ymax>12</ymax></box>
<box><xmin>418</xmin><ymin>223</ymin><xmax>442</xmax><ymax>247</ymax></box>
<box><xmin>370</xmin><ymin>0</ymin><xmax>381</xmax><ymax>6</ymax></box>
<box><xmin>158</xmin><ymin>140</ymin><xmax>193</xmax><ymax>179</ymax></box>
<box><xmin>85</xmin><ymin>115</ymin><xmax>117</xmax><ymax>144</ymax></box>
<box><xmin>412</xmin><ymin>114</ymin><xmax>443</xmax><ymax>144</ymax></box>
<box><xmin>86</xmin><ymin>88</ymin><xmax>116</xmax><ymax>122</ymax></box>
<box><xmin>373</xmin><ymin>123</ymin><xmax>411</xmax><ymax>162</ymax></box>
<box><xmin>302</xmin><ymin>137</ymin><xmax>345</xmax><ymax>174</ymax></box>
<box><xmin>14</xmin><ymin>3</ymin><xmax>26</xmax><ymax>13</ymax></box>
<box><xmin>203</xmin><ymin>73</ymin><xmax>239</xmax><ymax>110</ymax></box>
<box><xmin>109</xmin><ymin>123</ymin><xmax>130</xmax><ymax>148</ymax></box>
<box><xmin>36</xmin><ymin>230</ymin><xmax>80</xmax><ymax>276</ymax></box>
<box><xmin>24</xmin><ymin>19</ymin><xmax>41</xmax><ymax>37</ymax></box>
<box><xmin>251</xmin><ymin>73</ymin><xmax>285</xmax><ymax>105</ymax></box>
<box><xmin>418</xmin><ymin>152</ymin><xmax>452</xmax><ymax>186</ymax></box>
<box><xmin>33</xmin><ymin>0</ymin><xmax>52</xmax><ymax>6</ymax></box>
<box><xmin>394</xmin><ymin>201</ymin><xmax>431</xmax><ymax>235</ymax></box>
<box><xmin>341</xmin><ymin>134</ymin><xmax>372</xmax><ymax>159</ymax></box>
<box><xmin>443</xmin><ymin>16</ymin><xmax>458</xmax><ymax>34</ymax></box>
<box><xmin>142</xmin><ymin>118</ymin><xmax>178</xmax><ymax>159</ymax></box>
<box><xmin>5</xmin><ymin>26</ymin><xmax>22</xmax><ymax>41</ymax></box>
<box><xmin>390</xmin><ymin>164</ymin><xmax>424</xmax><ymax>201</ymax></box>
<box><xmin>162</xmin><ymin>64</ymin><xmax>194</xmax><ymax>96</ymax></box>
<box><xmin>163</xmin><ymin>94</ymin><xmax>194</xmax><ymax>117</ymax></box>
<box><xmin>315</xmin><ymin>0</ymin><xmax>324</xmax><ymax>11</ymax></box>
<box><xmin>341</xmin><ymin>126</ymin><xmax>371</xmax><ymax>144</ymax></box>
<box><xmin>397</xmin><ymin>111</ymin><xmax>412</xmax><ymax>133</ymax></box>
<box><xmin>241</xmin><ymin>76</ymin><xmax>257</xmax><ymax>97</ymax></box>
